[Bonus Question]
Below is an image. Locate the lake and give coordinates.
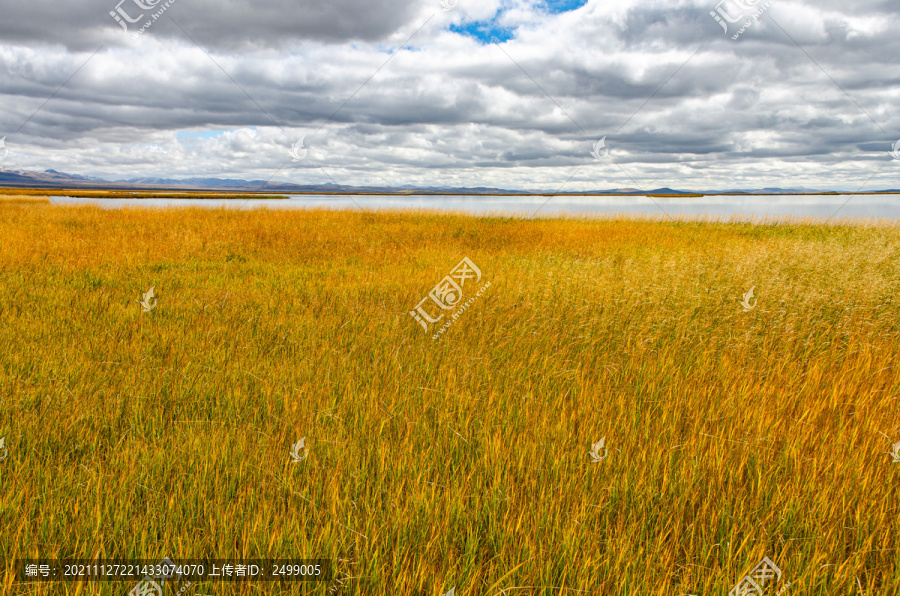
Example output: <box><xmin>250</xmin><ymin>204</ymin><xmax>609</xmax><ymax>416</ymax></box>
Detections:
<box><xmin>49</xmin><ymin>194</ymin><xmax>900</xmax><ymax>221</ymax></box>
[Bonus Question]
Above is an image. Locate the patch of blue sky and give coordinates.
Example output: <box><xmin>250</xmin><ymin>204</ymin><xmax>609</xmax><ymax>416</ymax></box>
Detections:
<box><xmin>541</xmin><ymin>0</ymin><xmax>588</xmax><ymax>14</ymax></box>
<box><xmin>176</xmin><ymin>128</ymin><xmax>261</xmax><ymax>144</ymax></box>
<box><xmin>449</xmin><ymin>19</ymin><xmax>516</xmax><ymax>44</ymax></box>
<box><xmin>450</xmin><ymin>0</ymin><xmax>587</xmax><ymax>44</ymax></box>
<box><xmin>374</xmin><ymin>42</ymin><xmax>422</xmax><ymax>54</ymax></box>
<box><xmin>177</xmin><ymin>130</ymin><xmax>228</xmax><ymax>143</ymax></box>
<box><xmin>375</xmin><ymin>43</ymin><xmax>398</xmax><ymax>54</ymax></box>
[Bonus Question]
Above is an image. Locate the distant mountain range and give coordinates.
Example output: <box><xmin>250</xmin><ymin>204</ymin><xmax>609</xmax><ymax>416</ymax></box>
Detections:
<box><xmin>1</xmin><ymin>168</ymin><xmax>898</xmax><ymax>195</ymax></box>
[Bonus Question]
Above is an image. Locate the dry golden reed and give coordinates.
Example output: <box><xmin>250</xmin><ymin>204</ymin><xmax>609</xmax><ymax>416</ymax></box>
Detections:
<box><xmin>0</xmin><ymin>202</ymin><xmax>898</xmax><ymax>595</ymax></box>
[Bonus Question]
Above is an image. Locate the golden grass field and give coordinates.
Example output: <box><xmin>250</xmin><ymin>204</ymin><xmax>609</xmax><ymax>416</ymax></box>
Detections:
<box><xmin>0</xmin><ymin>199</ymin><xmax>899</xmax><ymax>595</ymax></box>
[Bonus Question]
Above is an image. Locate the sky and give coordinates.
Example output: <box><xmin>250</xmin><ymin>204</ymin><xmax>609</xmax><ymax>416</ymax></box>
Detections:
<box><xmin>0</xmin><ymin>0</ymin><xmax>899</xmax><ymax>191</ymax></box>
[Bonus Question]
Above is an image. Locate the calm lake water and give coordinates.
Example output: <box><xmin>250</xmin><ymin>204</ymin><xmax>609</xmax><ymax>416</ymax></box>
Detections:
<box><xmin>49</xmin><ymin>194</ymin><xmax>900</xmax><ymax>220</ymax></box>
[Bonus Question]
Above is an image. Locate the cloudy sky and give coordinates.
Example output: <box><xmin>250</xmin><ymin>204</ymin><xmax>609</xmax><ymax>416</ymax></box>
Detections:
<box><xmin>0</xmin><ymin>0</ymin><xmax>899</xmax><ymax>191</ymax></box>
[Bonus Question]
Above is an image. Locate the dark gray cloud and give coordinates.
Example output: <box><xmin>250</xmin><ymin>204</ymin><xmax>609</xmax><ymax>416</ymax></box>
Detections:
<box><xmin>0</xmin><ymin>0</ymin><xmax>424</xmax><ymax>50</ymax></box>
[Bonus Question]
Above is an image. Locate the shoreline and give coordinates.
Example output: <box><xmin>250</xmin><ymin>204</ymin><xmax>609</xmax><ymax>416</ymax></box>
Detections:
<box><xmin>2</xmin><ymin>188</ymin><xmax>900</xmax><ymax>199</ymax></box>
